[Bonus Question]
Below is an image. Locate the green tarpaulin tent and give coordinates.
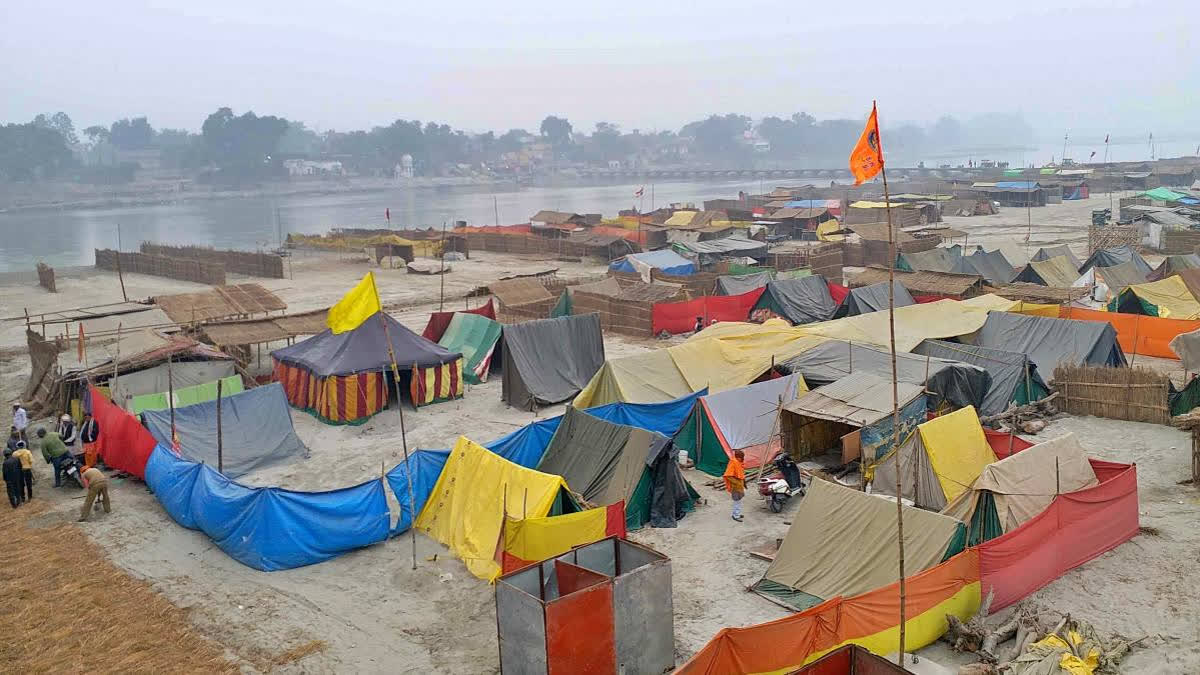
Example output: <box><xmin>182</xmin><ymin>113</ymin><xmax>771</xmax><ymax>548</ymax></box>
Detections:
<box><xmin>129</xmin><ymin>374</ymin><xmax>245</xmax><ymax>415</ymax></box>
<box><xmin>437</xmin><ymin>313</ymin><xmax>502</xmax><ymax>384</ymax></box>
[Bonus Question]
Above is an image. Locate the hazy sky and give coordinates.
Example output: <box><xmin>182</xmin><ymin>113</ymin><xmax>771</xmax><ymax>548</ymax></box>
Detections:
<box><xmin>4</xmin><ymin>1</ymin><xmax>1197</xmax><ymax>139</ymax></box>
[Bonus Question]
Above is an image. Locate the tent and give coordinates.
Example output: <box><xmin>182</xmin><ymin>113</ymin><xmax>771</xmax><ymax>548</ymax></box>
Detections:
<box><xmin>896</xmin><ymin>248</ymin><xmax>958</xmax><ymax>273</ymax></box>
<box><xmin>987</xmin><ymin>241</ymin><xmax>1030</xmax><ymax>269</ymax></box>
<box><xmin>572</xmin><ymin>350</ymin><xmax>691</xmax><ymax>408</ymax></box>
<box><xmin>272</xmin><ymin>311</ymin><xmax>463</xmax><ymax>423</ymax></box>
<box><xmin>128</xmin><ymin>374</ymin><xmax>245</xmax><ymax>415</ymax></box>
<box><xmin>1078</xmin><ymin>244</ymin><xmax>1152</xmax><ymax>279</ymax></box>
<box><xmin>415</xmin><ymin>436</ymin><xmax>579</xmax><ymax>581</ymax></box>
<box><xmin>715</xmin><ymin>271</ymin><xmax>772</xmax><ymax>296</ymax></box>
<box><xmin>142</xmin><ymin>383</ymin><xmax>307</xmax><ymax>479</ymax></box>
<box><xmin>970</xmin><ymin>312</ymin><xmax>1126</xmax><ymax>381</ymax></box>
<box><xmin>842</xmin><ymin>280</ymin><xmax>915</xmax><ymax>316</ymax></box>
<box><xmin>535</xmin><ymin>407</ymin><xmax>698</xmax><ymax>529</ymax></box>
<box><xmin>437</xmin><ymin>312</ymin><xmax>502</xmax><ymax>384</ymax></box>
<box><xmin>780</xmin><ymin>372</ymin><xmax>927</xmax><ymax>464</ymax></box>
<box><xmin>420</xmin><ymin>299</ymin><xmax>496</xmax><ymax>342</ymax></box>
<box><xmin>499</xmin><ymin>502</ymin><xmax>627</xmax><ymax>574</ymax></box>
<box><xmin>1171</xmin><ymin>327</ymin><xmax>1200</xmax><ymax>371</ymax></box>
<box><xmin>501</xmin><ymin>314</ymin><xmax>605</xmax><ymax>409</ymax></box>
<box><xmin>799</xmin><ymin>297</ymin><xmax>995</xmax><ymax>352</ymax></box>
<box><xmin>1150</xmin><ymin>254</ymin><xmax>1200</xmax><ymax>282</ymax></box>
<box><xmin>609</xmin><ymin>250</ymin><xmax>695</xmax><ymax>280</ymax></box>
<box><xmin>941</xmin><ymin>433</ymin><xmax>1098</xmax><ymax>545</ymax></box>
<box><xmin>111</xmin><ymin>360</ymin><xmax>236</xmax><ymax>409</ymax></box>
<box><xmin>752</xmin><ymin>477</ymin><xmax>965</xmax><ymax>610</ymax></box>
<box><xmin>952</xmin><ymin>249</ymin><xmax>1017</xmax><ymax>284</ymax></box>
<box><xmin>1094</xmin><ymin>262</ymin><xmax>1148</xmax><ymax>295</ymax></box>
<box><xmin>1030</xmin><ymin>245</ymin><xmax>1082</xmax><ymax>270</ymax></box>
<box><xmin>752</xmin><ymin>276</ymin><xmax>840</xmax><ymax>325</ymax></box>
<box><xmin>870</xmin><ymin>406</ymin><xmax>996</xmax><ymax>511</ymax></box>
<box><xmin>913</xmin><ymin>340</ymin><xmax>1048</xmax><ymax>416</ymax></box>
<box><xmin>779</xmin><ymin>340</ymin><xmax>989</xmax><ymax>413</ymax></box>
<box><xmin>1013</xmin><ymin>255</ymin><xmax>1079</xmax><ymax>287</ymax></box>
<box><xmin>1109</xmin><ymin>275</ymin><xmax>1200</xmax><ymax>319</ymax></box>
<box><xmin>674</xmin><ymin>374</ymin><xmax>806</xmax><ymax>476</ymax></box>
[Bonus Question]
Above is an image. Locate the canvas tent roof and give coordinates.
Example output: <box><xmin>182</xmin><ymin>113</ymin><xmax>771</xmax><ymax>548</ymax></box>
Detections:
<box><xmin>1030</xmin><ymin>245</ymin><xmax>1082</xmax><ymax>270</ymax></box>
<box><xmin>843</xmin><ymin>281</ymin><xmax>915</xmax><ymax>316</ymax></box>
<box><xmin>1114</xmin><ymin>275</ymin><xmax>1200</xmax><ymax>319</ymax></box>
<box><xmin>870</xmin><ymin>406</ymin><xmax>996</xmax><ymax>510</ymax></box>
<box><xmin>970</xmin><ymin>312</ymin><xmax>1126</xmax><ymax>380</ymax></box>
<box><xmin>953</xmin><ymin>250</ymin><xmax>1017</xmax><ymax>284</ymax></box>
<box><xmin>437</xmin><ymin>313</ymin><xmax>502</xmax><ymax>384</ymax></box>
<box><xmin>610</xmin><ymin>250</ymin><xmax>696</xmax><ymax>278</ymax></box>
<box><xmin>986</xmin><ymin>241</ymin><xmax>1030</xmax><ymax>269</ymax></box>
<box><xmin>678</xmin><ymin>374</ymin><xmax>805</xmax><ymax>476</ymax></box>
<box><xmin>898</xmin><ymin>248</ymin><xmax>958</xmax><ymax>273</ymax></box>
<box><xmin>913</xmin><ymin>340</ymin><xmax>1048</xmax><ymax>417</ymax></box>
<box><xmin>489</xmin><ymin>278</ymin><xmax>554</xmax><ymax>307</ymax></box>
<box><xmin>272</xmin><ymin>311</ymin><xmax>460</xmax><ymax>376</ymax></box>
<box><xmin>758</xmin><ymin>478</ymin><xmax>964</xmax><ymax>606</ymax></box>
<box><xmin>753</xmin><ymin>276</ymin><xmax>840</xmax><ymax>325</ymax></box>
<box><xmin>110</xmin><ymin>360</ymin><xmax>237</xmax><ymax>408</ymax></box>
<box><xmin>779</xmin><ymin>340</ymin><xmax>988</xmax><ymax>413</ymax></box>
<box><xmin>673</xmin><ymin>236</ymin><xmax>768</xmax><ymax>257</ymax></box>
<box><xmin>501</xmin><ymin>314</ymin><xmax>605</xmax><ymax>409</ymax></box>
<box><xmin>783</xmin><ymin>372</ymin><xmax>924</xmax><ymax>427</ymax></box>
<box><xmin>800</xmin><ymin>298</ymin><xmax>994</xmax><ymax>352</ymax></box>
<box><xmin>847</xmin><ymin>266</ymin><xmax>983</xmax><ymax>298</ymax></box>
<box><xmin>1150</xmin><ymin>254</ymin><xmax>1200</xmax><ymax>281</ymax></box>
<box><xmin>1014</xmin><ymin>255</ymin><xmax>1079</xmax><ymax>287</ymax></box>
<box><xmin>1092</xmin><ymin>261</ymin><xmax>1148</xmax><ymax>296</ymax></box>
<box><xmin>142</xmin><ymin>383</ymin><xmax>306</xmax><ymax>479</ymax></box>
<box><xmin>572</xmin><ymin>350</ymin><xmax>691</xmax><ymax>408</ymax></box>
<box><xmin>1078</xmin><ymin>245</ymin><xmax>1152</xmax><ymax>278</ymax></box>
<box><xmin>716</xmin><ymin>271</ymin><xmax>773</xmax><ymax>296</ymax></box>
<box><xmin>536</xmin><ymin>406</ymin><xmax>658</xmax><ymax>506</ymax></box>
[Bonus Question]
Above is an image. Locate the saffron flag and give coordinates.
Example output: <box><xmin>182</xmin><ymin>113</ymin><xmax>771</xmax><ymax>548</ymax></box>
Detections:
<box><xmin>327</xmin><ymin>272</ymin><xmax>382</xmax><ymax>334</ymax></box>
<box><xmin>849</xmin><ymin>103</ymin><xmax>884</xmax><ymax>185</ymax></box>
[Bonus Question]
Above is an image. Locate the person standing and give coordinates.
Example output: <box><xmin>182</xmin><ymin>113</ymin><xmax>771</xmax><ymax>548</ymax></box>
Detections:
<box><xmin>57</xmin><ymin>413</ymin><xmax>77</xmax><ymax>452</ymax></box>
<box><xmin>79</xmin><ymin>466</ymin><xmax>111</xmax><ymax>522</ymax></box>
<box><xmin>79</xmin><ymin>412</ymin><xmax>101</xmax><ymax>469</ymax></box>
<box><xmin>5</xmin><ymin>428</ymin><xmax>18</xmax><ymax>452</ymax></box>
<box><xmin>12</xmin><ymin>441</ymin><xmax>33</xmax><ymax>503</ymax></box>
<box><xmin>11</xmin><ymin>404</ymin><xmax>28</xmax><ymax>442</ymax></box>
<box><xmin>723</xmin><ymin>449</ymin><xmax>746</xmax><ymax>522</ymax></box>
<box><xmin>35</xmin><ymin>427</ymin><xmax>70</xmax><ymax>487</ymax></box>
<box><xmin>3</xmin><ymin>449</ymin><xmax>22</xmax><ymax>509</ymax></box>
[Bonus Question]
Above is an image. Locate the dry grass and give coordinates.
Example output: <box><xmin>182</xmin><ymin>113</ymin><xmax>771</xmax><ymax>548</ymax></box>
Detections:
<box><xmin>0</xmin><ymin>501</ymin><xmax>237</xmax><ymax>674</ymax></box>
<box><xmin>1054</xmin><ymin>364</ymin><xmax>1170</xmax><ymax>425</ymax></box>
<box><xmin>272</xmin><ymin>639</ymin><xmax>327</xmax><ymax>666</ymax></box>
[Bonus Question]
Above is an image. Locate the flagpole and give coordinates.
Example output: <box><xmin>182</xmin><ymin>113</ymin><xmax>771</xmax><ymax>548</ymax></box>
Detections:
<box><xmin>373</xmin><ymin>276</ymin><xmax>418</xmax><ymax>571</ymax></box>
<box><xmin>875</xmin><ymin>101</ymin><xmax>907</xmax><ymax>666</ymax></box>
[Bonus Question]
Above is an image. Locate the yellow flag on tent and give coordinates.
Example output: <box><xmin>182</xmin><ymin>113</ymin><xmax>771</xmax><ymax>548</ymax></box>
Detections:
<box><xmin>327</xmin><ymin>272</ymin><xmax>382</xmax><ymax>334</ymax></box>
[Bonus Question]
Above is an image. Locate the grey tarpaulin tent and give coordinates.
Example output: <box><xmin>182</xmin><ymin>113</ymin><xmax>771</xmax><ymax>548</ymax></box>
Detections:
<box><xmin>952</xmin><ymin>249</ymin><xmax>1017</xmax><ymax>284</ymax></box>
<box><xmin>142</xmin><ymin>383</ymin><xmax>307</xmax><ymax>478</ymax></box>
<box><xmin>969</xmin><ymin>312</ymin><xmax>1126</xmax><ymax>382</ymax></box>
<box><xmin>752</xmin><ymin>276</ymin><xmax>840</xmax><ymax>325</ymax></box>
<box><xmin>913</xmin><ymin>339</ymin><xmax>1048</xmax><ymax>416</ymax></box>
<box><xmin>843</xmin><ymin>281</ymin><xmax>915</xmax><ymax>316</ymax></box>
<box><xmin>111</xmin><ymin>360</ymin><xmax>236</xmax><ymax>408</ymax></box>
<box><xmin>1030</xmin><ymin>244</ymin><xmax>1082</xmax><ymax>270</ymax></box>
<box><xmin>778</xmin><ymin>340</ymin><xmax>989</xmax><ymax>412</ymax></box>
<box><xmin>501</xmin><ymin>314</ymin><xmax>605</xmax><ymax>409</ymax></box>
<box><xmin>715</xmin><ymin>271</ymin><xmax>773</xmax><ymax>296</ymax></box>
<box><xmin>1013</xmin><ymin>255</ymin><xmax>1080</xmax><ymax>287</ymax></box>
<box><xmin>1078</xmin><ymin>244</ymin><xmax>1152</xmax><ymax>279</ymax></box>
<box><xmin>897</xmin><ymin>248</ymin><xmax>959</xmax><ymax>273</ymax></box>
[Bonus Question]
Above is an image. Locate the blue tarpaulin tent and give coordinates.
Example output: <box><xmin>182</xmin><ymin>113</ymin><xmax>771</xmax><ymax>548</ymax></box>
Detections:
<box><xmin>609</xmin><ymin>250</ymin><xmax>696</xmax><ymax>277</ymax></box>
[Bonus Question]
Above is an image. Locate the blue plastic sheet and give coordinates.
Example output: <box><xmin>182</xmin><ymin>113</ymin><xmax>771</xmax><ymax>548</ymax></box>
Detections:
<box><xmin>386</xmin><ymin>390</ymin><xmax>704</xmax><ymax>534</ymax></box>
<box><xmin>145</xmin><ymin>445</ymin><xmax>391</xmax><ymax>571</ymax></box>
<box><xmin>609</xmin><ymin>250</ymin><xmax>696</xmax><ymax>276</ymax></box>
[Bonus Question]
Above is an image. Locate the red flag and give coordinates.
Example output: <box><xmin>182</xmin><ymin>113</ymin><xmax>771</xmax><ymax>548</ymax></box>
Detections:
<box><xmin>849</xmin><ymin>103</ymin><xmax>884</xmax><ymax>185</ymax></box>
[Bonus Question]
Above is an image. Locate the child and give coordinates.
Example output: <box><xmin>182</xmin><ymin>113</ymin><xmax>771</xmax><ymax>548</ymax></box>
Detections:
<box><xmin>724</xmin><ymin>449</ymin><xmax>746</xmax><ymax>522</ymax></box>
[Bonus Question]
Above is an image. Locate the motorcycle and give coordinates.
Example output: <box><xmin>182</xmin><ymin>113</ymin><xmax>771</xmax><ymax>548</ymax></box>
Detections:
<box><xmin>758</xmin><ymin>451</ymin><xmax>806</xmax><ymax>513</ymax></box>
<box><xmin>60</xmin><ymin>455</ymin><xmax>85</xmax><ymax>489</ymax></box>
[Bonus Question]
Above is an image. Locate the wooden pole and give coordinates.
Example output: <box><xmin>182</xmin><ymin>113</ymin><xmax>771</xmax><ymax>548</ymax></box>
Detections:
<box><xmin>377</xmin><ymin>309</ymin><xmax>418</xmax><ymax>571</ymax></box>
<box><xmin>167</xmin><ymin>353</ymin><xmax>176</xmax><ymax>443</ymax></box>
<box><xmin>216</xmin><ymin>377</ymin><xmax>224</xmax><ymax>473</ymax></box>
<box><xmin>439</xmin><ymin>220</ymin><xmax>448</xmax><ymax>310</ymax></box>
<box><xmin>115</xmin><ymin>222</ymin><xmax>128</xmax><ymax>302</ymax></box>
<box><xmin>112</xmin><ymin>322</ymin><xmax>122</xmax><ymax>403</ymax></box>
<box><xmin>876</xmin><ymin>103</ymin><xmax>907</xmax><ymax>666</ymax></box>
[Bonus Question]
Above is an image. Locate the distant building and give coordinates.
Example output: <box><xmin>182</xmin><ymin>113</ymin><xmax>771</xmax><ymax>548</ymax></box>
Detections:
<box><xmin>284</xmin><ymin>159</ymin><xmax>345</xmax><ymax>177</ymax></box>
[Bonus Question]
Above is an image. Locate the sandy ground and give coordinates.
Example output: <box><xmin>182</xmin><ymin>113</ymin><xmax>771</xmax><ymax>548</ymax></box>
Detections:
<box><xmin>2</xmin><ymin>195</ymin><xmax>1197</xmax><ymax>673</ymax></box>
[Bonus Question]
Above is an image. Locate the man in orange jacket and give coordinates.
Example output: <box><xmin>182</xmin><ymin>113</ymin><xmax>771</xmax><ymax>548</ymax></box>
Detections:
<box><xmin>723</xmin><ymin>449</ymin><xmax>746</xmax><ymax>522</ymax></box>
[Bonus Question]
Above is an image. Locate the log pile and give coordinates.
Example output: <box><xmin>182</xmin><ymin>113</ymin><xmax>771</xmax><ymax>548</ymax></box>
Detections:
<box><xmin>979</xmin><ymin>392</ymin><xmax>1061</xmax><ymax>433</ymax></box>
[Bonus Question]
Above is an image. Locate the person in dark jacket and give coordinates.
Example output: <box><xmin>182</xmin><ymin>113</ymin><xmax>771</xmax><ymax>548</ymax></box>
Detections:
<box><xmin>79</xmin><ymin>413</ymin><xmax>100</xmax><ymax>469</ymax></box>
<box><xmin>36</xmin><ymin>427</ymin><xmax>70</xmax><ymax>487</ymax></box>
<box><xmin>3</xmin><ymin>449</ymin><xmax>22</xmax><ymax>508</ymax></box>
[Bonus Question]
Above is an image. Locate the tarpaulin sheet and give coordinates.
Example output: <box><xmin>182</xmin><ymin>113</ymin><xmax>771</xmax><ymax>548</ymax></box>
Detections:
<box><xmin>827</xmin><ymin>282</ymin><xmax>849</xmax><ymax>305</ymax></box>
<box><xmin>572</xmin><ymin>350</ymin><xmax>691</xmax><ymax>408</ymax></box>
<box><xmin>897</xmin><ymin>248</ymin><xmax>959</xmax><ymax>273</ymax></box>
<box><xmin>971</xmin><ymin>312</ymin><xmax>1126</xmax><ymax>380</ymax></box>
<box><xmin>609</xmin><ymin>250</ymin><xmax>695</xmax><ymax>277</ymax></box>
<box><xmin>677</xmin><ymin>549</ymin><xmax>981</xmax><ymax>675</ymax></box>
<box><xmin>111</xmin><ymin>360</ymin><xmax>235</xmax><ymax>408</ymax></box>
<box><xmin>869</xmin><ymin>431</ymin><xmax>947</xmax><ymax>510</ymax></box>
<box><xmin>913</xmin><ymin>339</ymin><xmax>1048</xmax><ymax>416</ymax></box>
<box><xmin>1113</xmin><ymin>275</ymin><xmax>1200</xmax><ymax>319</ymax></box>
<box><xmin>437</xmin><ymin>312</ymin><xmax>501</xmax><ymax>384</ymax></box>
<box><xmin>415</xmin><ymin>436</ymin><xmax>569</xmax><ymax>580</ymax></box>
<box><xmin>144</xmin><ymin>444</ymin><xmax>390</xmax><ymax>571</ymax></box>
<box><xmin>670</xmin><ymin>322</ymin><xmax>827</xmax><ymax>393</ymax></box>
<box><xmin>715</xmin><ymin>271</ymin><xmax>772</xmax><ymax>296</ymax></box>
<box><xmin>753</xmin><ymin>277</ymin><xmax>840</xmax><ymax>325</ymax></box>
<box><xmin>844</xmin><ymin>281</ymin><xmax>915</xmax><ymax>316</ymax></box>
<box><xmin>1015</xmin><ymin>256</ymin><xmax>1079</xmax><ymax>287</ymax></box>
<box><xmin>501</xmin><ymin>502</ymin><xmax>626</xmax><ymax>573</ymax></box>
<box><xmin>420</xmin><ymin>299</ymin><xmax>496</xmax><ymax>342</ymax></box>
<box><xmin>142</xmin><ymin>383</ymin><xmax>307</xmax><ymax>479</ymax></box>
<box><xmin>536</xmin><ymin>406</ymin><xmax>648</xmax><ymax>505</ymax></box>
<box><xmin>651</xmin><ymin>287</ymin><xmax>764</xmax><ymax>335</ymax></box>
<box><xmin>954</xmin><ymin>249</ymin><xmax>1017</xmax><ymax>284</ymax></box>
<box><xmin>502</xmin><ymin>314</ymin><xmax>605</xmax><ymax>408</ymax></box>
<box><xmin>780</xmin><ymin>340</ymin><xmax>989</xmax><ymax>412</ymax></box>
<box><xmin>1061</xmin><ymin>306</ymin><xmax>1200</xmax><ymax>360</ymax></box>
<box><xmin>800</xmin><ymin>298</ymin><xmax>994</xmax><ymax>352</ymax></box>
<box><xmin>1170</xmin><ymin>326</ymin><xmax>1200</xmax><ymax>371</ymax></box>
<box><xmin>917</xmin><ymin>406</ymin><xmax>996</xmax><ymax>503</ymax></box>
<box><xmin>1093</xmin><ymin>262</ymin><xmax>1147</xmax><ymax>295</ymax></box>
<box><xmin>88</xmin><ymin>384</ymin><xmax>158</xmax><ymax>480</ymax></box>
<box><xmin>1078</xmin><ymin>245</ymin><xmax>1152</xmax><ymax>278</ymax></box>
<box><xmin>678</xmin><ymin>374</ymin><xmax>805</xmax><ymax>476</ymax></box>
<box><xmin>1150</xmin><ymin>254</ymin><xmax>1200</xmax><ymax>282</ymax></box>
<box><xmin>977</xmin><ymin>459</ymin><xmax>1137</xmax><ymax>611</ymax></box>
<box><xmin>130</xmin><ymin>374</ymin><xmax>244</xmax><ymax>415</ymax></box>
<box><xmin>1030</xmin><ymin>245</ymin><xmax>1082</xmax><ymax>270</ymax></box>
<box><xmin>272</xmin><ymin>311</ymin><xmax>460</xmax><ymax>376</ymax></box>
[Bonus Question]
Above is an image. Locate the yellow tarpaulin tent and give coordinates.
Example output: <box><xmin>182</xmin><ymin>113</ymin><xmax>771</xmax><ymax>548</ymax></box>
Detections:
<box><xmin>664</xmin><ymin>211</ymin><xmax>699</xmax><ymax>226</ymax></box>
<box><xmin>918</xmin><ymin>406</ymin><xmax>996</xmax><ymax>502</ymax></box>
<box><xmin>1121</xmin><ymin>275</ymin><xmax>1200</xmax><ymax>319</ymax></box>
<box><xmin>671</xmin><ymin>321</ymin><xmax>824</xmax><ymax>393</ymax></box>
<box><xmin>799</xmin><ymin>298</ymin><xmax>995</xmax><ymax>352</ymax></box>
<box><xmin>415</xmin><ymin>436</ymin><xmax>570</xmax><ymax>581</ymax></box>
<box><xmin>572</xmin><ymin>349</ymin><xmax>691</xmax><ymax>408</ymax></box>
<box><xmin>961</xmin><ymin>295</ymin><xmax>1060</xmax><ymax>317</ymax></box>
<box><xmin>816</xmin><ymin>220</ymin><xmax>844</xmax><ymax>242</ymax></box>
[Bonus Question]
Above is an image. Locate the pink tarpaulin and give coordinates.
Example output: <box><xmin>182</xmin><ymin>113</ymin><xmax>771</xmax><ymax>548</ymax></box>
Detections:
<box><xmin>978</xmin><ymin>459</ymin><xmax>1138</xmax><ymax>610</ymax></box>
<box><xmin>420</xmin><ymin>299</ymin><xmax>497</xmax><ymax>342</ymax></box>
<box><xmin>651</xmin><ymin>287</ymin><xmax>765</xmax><ymax>335</ymax></box>
<box><xmin>984</xmin><ymin>429</ymin><xmax>1034</xmax><ymax>459</ymax></box>
<box><xmin>88</xmin><ymin>384</ymin><xmax>158</xmax><ymax>479</ymax></box>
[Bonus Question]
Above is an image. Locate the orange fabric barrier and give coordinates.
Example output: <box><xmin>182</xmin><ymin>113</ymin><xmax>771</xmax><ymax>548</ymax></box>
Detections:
<box><xmin>651</xmin><ymin>287</ymin><xmax>765</xmax><ymax>335</ymax></box>
<box><xmin>984</xmin><ymin>429</ymin><xmax>1034</xmax><ymax>459</ymax></box>
<box><xmin>676</xmin><ymin>550</ymin><xmax>980</xmax><ymax>674</ymax></box>
<box><xmin>88</xmin><ymin>384</ymin><xmax>157</xmax><ymax>479</ymax></box>
<box><xmin>1060</xmin><ymin>306</ymin><xmax>1200</xmax><ymax>359</ymax></box>
<box><xmin>978</xmin><ymin>459</ymin><xmax>1138</xmax><ymax>611</ymax></box>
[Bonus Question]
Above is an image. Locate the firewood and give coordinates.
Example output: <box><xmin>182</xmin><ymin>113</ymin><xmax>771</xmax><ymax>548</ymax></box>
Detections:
<box><xmin>957</xmin><ymin>664</ymin><xmax>998</xmax><ymax>675</ymax></box>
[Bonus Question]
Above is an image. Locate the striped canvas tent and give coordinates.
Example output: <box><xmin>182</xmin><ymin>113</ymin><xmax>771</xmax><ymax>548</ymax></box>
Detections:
<box><xmin>272</xmin><ymin>311</ymin><xmax>463</xmax><ymax>424</ymax></box>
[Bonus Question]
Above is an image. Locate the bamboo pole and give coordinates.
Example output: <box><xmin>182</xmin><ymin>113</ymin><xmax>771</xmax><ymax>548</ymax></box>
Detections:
<box><xmin>116</xmin><ymin>222</ymin><xmax>128</xmax><ymax>303</ymax></box>
<box><xmin>377</xmin><ymin>309</ymin><xmax>419</xmax><ymax>571</ymax></box>
<box><xmin>439</xmin><ymin>220</ymin><xmax>448</xmax><ymax>310</ymax></box>
<box><xmin>216</xmin><ymin>378</ymin><xmax>224</xmax><ymax>473</ymax></box>
<box><xmin>167</xmin><ymin>353</ymin><xmax>176</xmax><ymax>444</ymax></box>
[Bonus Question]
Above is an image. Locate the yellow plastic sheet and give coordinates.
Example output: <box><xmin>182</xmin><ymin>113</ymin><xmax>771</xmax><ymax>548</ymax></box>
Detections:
<box><xmin>670</xmin><ymin>322</ymin><xmax>822</xmax><ymax>393</ymax></box>
<box><xmin>572</xmin><ymin>349</ymin><xmax>691</xmax><ymax>408</ymax></box>
<box><xmin>1124</xmin><ymin>275</ymin><xmax>1200</xmax><ymax>319</ymax></box>
<box><xmin>918</xmin><ymin>406</ymin><xmax>996</xmax><ymax>502</ymax></box>
<box><xmin>799</xmin><ymin>298</ymin><xmax>994</xmax><ymax>352</ymax></box>
<box><xmin>503</xmin><ymin>507</ymin><xmax>608</xmax><ymax>564</ymax></box>
<box><xmin>415</xmin><ymin>436</ymin><xmax>568</xmax><ymax>581</ymax></box>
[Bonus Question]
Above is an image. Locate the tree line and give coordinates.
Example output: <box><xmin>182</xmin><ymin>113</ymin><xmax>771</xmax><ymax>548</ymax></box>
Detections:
<box><xmin>0</xmin><ymin>108</ymin><xmax>1035</xmax><ymax>184</ymax></box>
